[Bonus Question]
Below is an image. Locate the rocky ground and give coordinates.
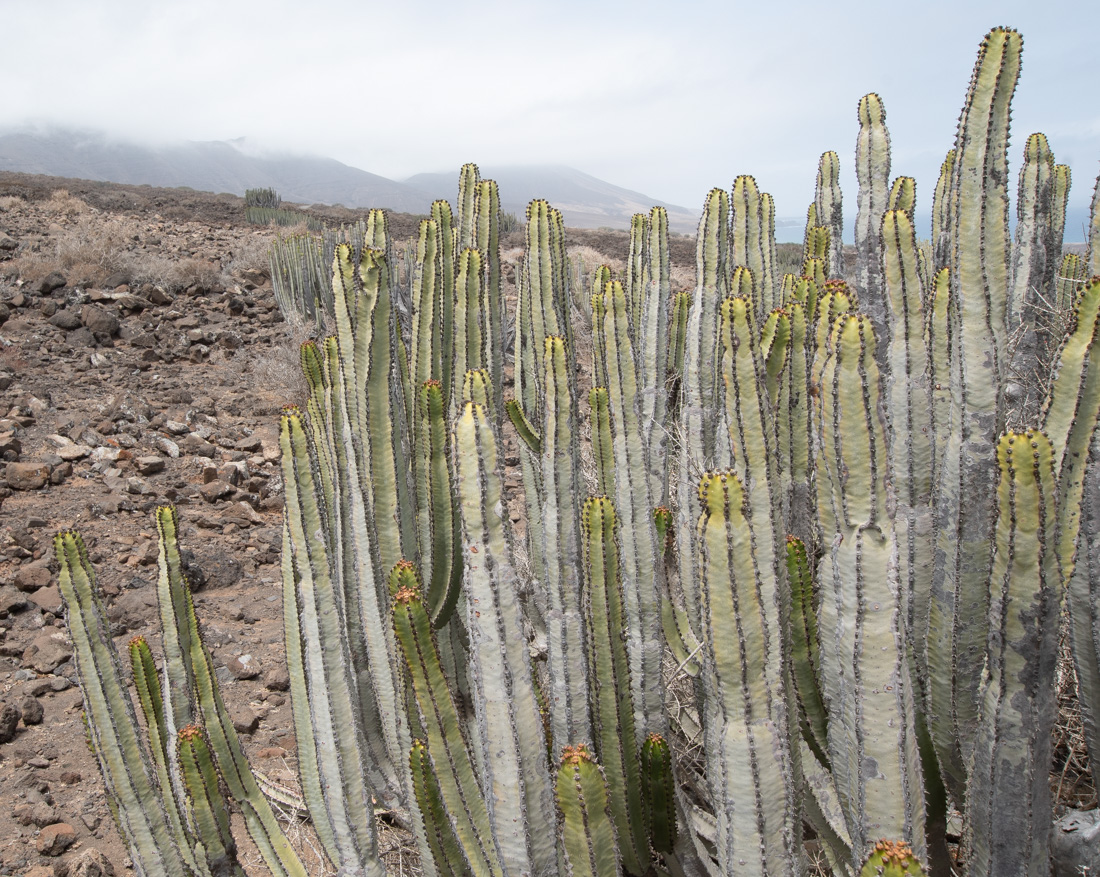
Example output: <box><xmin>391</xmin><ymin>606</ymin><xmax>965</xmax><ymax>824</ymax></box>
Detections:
<box><xmin>0</xmin><ymin>172</ymin><xmax>683</xmax><ymax>877</ymax></box>
<box><xmin>4</xmin><ymin>171</ymin><xmax>1092</xmax><ymax>877</ymax></box>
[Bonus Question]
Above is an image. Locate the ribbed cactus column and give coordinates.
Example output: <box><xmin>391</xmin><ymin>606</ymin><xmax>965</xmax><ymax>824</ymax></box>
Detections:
<box><xmin>582</xmin><ymin>496</ymin><xmax>649</xmax><ymax>876</ymax></box>
<box><xmin>928</xmin><ymin>27</ymin><xmax>1021</xmax><ymax>802</ymax></box>
<box><xmin>453</xmin><ymin>402</ymin><xmax>558</xmax><ymax>876</ymax></box>
<box><xmin>881</xmin><ymin>209</ymin><xmax>934</xmax><ymax>675</ymax></box>
<box><xmin>964</xmin><ymin>432</ymin><xmax>1061</xmax><ymax>877</ymax></box>
<box><xmin>637</xmin><ymin>206</ymin><xmax>671</xmax><ymax>505</ymax></box>
<box><xmin>817</xmin><ymin>315</ymin><xmax>925</xmax><ymax>864</ymax></box>
<box><xmin>931</xmin><ymin>150</ymin><xmax>956</xmax><ymax>271</ymax></box>
<box><xmin>697</xmin><ymin>471</ymin><xmax>800</xmax><ymax>877</ymax></box>
<box><xmin>854</xmin><ymin>92</ymin><xmax>891</xmax><ymax>369</ymax></box>
<box><xmin>730</xmin><ymin>175</ymin><xmax>773</xmax><ymax>320</ymax></box>
<box><xmin>1007</xmin><ymin>132</ymin><xmax>1058</xmax><ymax>424</ymax></box>
<box><xmin>56</xmin><ymin>531</ymin><xmax>196</xmax><ymax>877</ymax></box>
<box><xmin>676</xmin><ymin>188</ymin><xmax>730</xmax><ymax>629</ymax></box>
<box><xmin>556</xmin><ymin>745</ymin><xmax>620</xmax><ymax>877</ymax></box>
<box><xmin>598</xmin><ymin>280</ymin><xmax>665</xmax><ymax>738</ymax></box>
<box><xmin>542</xmin><ymin>337</ymin><xmax>592</xmax><ymax>750</ymax></box>
<box><xmin>815</xmin><ymin>151</ymin><xmax>844</xmax><ymax>280</ymax></box>
<box><xmin>1087</xmin><ymin>172</ymin><xmax>1100</xmax><ymax>276</ymax></box>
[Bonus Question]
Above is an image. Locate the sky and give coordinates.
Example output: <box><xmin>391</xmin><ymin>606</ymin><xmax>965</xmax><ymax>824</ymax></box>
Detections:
<box><xmin>2</xmin><ymin>0</ymin><xmax>1098</xmax><ymax>238</ymax></box>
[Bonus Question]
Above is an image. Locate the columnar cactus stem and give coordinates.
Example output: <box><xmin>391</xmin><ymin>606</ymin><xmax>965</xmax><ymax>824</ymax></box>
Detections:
<box><xmin>931</xmin><ymin>150</ymin><xmax>956</xmax><ymax>271</ymax></box>
<box><xmin>965</xmin><ymin>431</ymin><xmax>1061</xmax><ymax>877</ymax></box>
<box><xmin>641</xmin><ymin>733</ymin><xmax>677</xmax><ymax>854</ymax></box>
<box><xmin>1087</xmin><ymin>172</ymin><xmax>1100</xmax><ymax>277</ymax></box>
<box><xmin>786</xmin><ymin>537</ymin><xmax>829</xmax><ymax>764</ymax></box>
<box><xmin>676</xmin><ymin>188</ymin><xmax>730</xmax><ymax>630</ymax></box>
<box><xmin>56</xmin><ymin>531</ymin><xmax>196</xmax><ymax>877</ymax></box>
<box><xmin>542</xmin><ymin>337</ymin><xmax>593</xmax><ymax>749</ymax></box>
<box><xmin>881</xmin><ymin>209</ymin><xmax>935</xmax><ymax>675</ymax></box>
<box><xmin>598</xmin><ymin>280</ymin><xmax>665</xmax><ymax>738</ymax></box>
<box><xmin>817</xmin><ymin>316</ymin><xmax>925</xmax><ymax>863</ymax></box>
<box><xmin>556</xmin><ymin>746</ymin><xmax>620</xmax><ymax>877</ymax></box>
<box><xmin>626</xmin><ymin>213</ymin><xmax>648</xmax><ymax>332</ymax></box>
<box><xmin>887</xmin><ymin>176</ymin><xmax>916</xmax><ymax>218</ymax></box>
<box><xmin>177</xmin><ymin>725</ymin><xmax>243</xmax><ymax>877</ymax></box>
<box><xmin>638</xmin><ymin>206</ymin><xmax>671</xmax><ymax>505</ymax></box>
<box><xmin>1007</xmin><ymin>132</ymin><xmax>1058</xmax><ymax>424</ymax></box>
<box><xmin>589</xmin><ymin>387</ymin><xmax>615</xmax><ymax>497</ymax></box>
<box><xmin>410</xmin><ymin>740</ymin><xmax>466</xmax><ymax>877</ymax></box>
<box><xmin>731</xmin><ymin>175</ymin><xmax>772</xmax><ymax>319</ymax></box>
<box><xmin>697</xmin><ymin>471</ymin><xmax>799</xmax><ymax>876</ymax></box>
<box><xmin>453</xmin><ymin>402</ymin><xmax>558</xmax><ymax>876</ymax></box>
<box><xmin>815</xmin><ymin>152</ymin><xmax>845</xmax><ymax>280</ymax></box>
<box><xmin>390</xmin><ymin>562</ymin><xmax>504</xmax><ymax>877</ymax></box>
<box><xmin>928</xmin><ymin>26</ymin><xmax>1022</xmax><ymax>801</ymax></box>
<box><xmin>582</xmin><ymin>497</ymin><xmax>649</xmax><ymax>876</ymax></box>
<box><xmin>854</xmin><ymin>92</ymin><xmax>891</xmax><ymax>367</ymax></box>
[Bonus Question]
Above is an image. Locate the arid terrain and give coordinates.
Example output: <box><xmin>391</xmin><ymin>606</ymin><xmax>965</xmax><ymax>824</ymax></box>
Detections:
<box><xmin>1</xmin><ymin>171</ymin><xmax>1093</xmax><ymax>877</ymax></box>
<box><xmin>0</xmin><ymin>172</ymin><xmax>703</xmax><ymax>877</ymax></box>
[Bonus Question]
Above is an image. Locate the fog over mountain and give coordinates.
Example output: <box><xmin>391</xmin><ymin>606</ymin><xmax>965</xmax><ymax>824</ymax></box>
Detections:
<box><xmin>0</xmin><ymin>128</ymin><xmax>709</xmax><ymax>234</ymax></box>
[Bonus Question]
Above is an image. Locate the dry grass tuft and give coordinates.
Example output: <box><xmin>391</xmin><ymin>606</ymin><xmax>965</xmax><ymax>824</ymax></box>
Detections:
<box><xmin>8</xmin><ymin>213</ymin><xmax>137</xmax><ymax>285</ymax></box>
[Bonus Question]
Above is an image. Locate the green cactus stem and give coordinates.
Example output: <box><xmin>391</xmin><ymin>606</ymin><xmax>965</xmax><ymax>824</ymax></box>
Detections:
<box><xmin>555</xmin><ymin>745</ymin><xmax>620</xmax><ymax>877</ymax></box>
<box><xmin>641</xmin><ymin>733</ymin><xmax>677</xmax><ymax>854</ymax></box>
<box><xmin>859</xmin><ymin>840</ymin><xmax>928</xmax><ymax>877</ymax></box>
<box><xmin>390</xmin><ymin>561</ymin><xmax>504</xmax><ymax>877</ymax></box>
<box><xmin>582</xmin><ymin>496</ymin><xmax>650</xmax><ymax>876</ymax></box>
<box><xmin>696</xmin><ymin>471</ymin><xmax>799</xmax><ymax>876</ymax></box>
<box><xmin>964</xmin><ymin>431</ymin><xmax>1061</xmax><ymax>877</ymax></box>
<box><xmin>177</xmin><ymin>725</ymin><xmax>243</xmax><ymax>877</ymax></box>
<box><xmin>410</xmin><ymin>739</ymin><xmax>466</xmax><ymax>877</ymax></box>
<box><xmin>854</xmin><ymin>92</ymin><xmax>891</xmax><ymax>366</ymax></box>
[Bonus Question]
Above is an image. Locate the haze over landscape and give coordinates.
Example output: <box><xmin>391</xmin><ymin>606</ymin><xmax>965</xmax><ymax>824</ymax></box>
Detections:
<box><xmin>1</xmin><ymin>0</ymin><xmax>1097</xmax><ymax>239</ymax></box>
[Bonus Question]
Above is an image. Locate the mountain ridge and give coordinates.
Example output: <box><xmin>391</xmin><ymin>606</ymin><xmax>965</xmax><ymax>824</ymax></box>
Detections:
<box><xmin>0</xmin><ymin>128</ymin><xmax>702</xmax><ymax>233</ymax></box>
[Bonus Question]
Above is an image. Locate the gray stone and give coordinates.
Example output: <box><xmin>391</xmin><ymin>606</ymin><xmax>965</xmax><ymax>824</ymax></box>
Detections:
<box><xmin>199</xmin><ymin>480</ymin><xmax>233</xmax><ymax>503</ymax></box>
<box><xmin>4</xmin><ymin>461</ymin><xmax>49</xmax><ymax>490</ymax></box>
<box><xmin>29</xmin><ymin>585</ymin><xmax>63</xmax><ymax>615</ymax></box>
<box><xmin>36</xmin><ymin>822</ymin><xmax>77</xmax><ymax>856</ymax></box>
<box><xmin>80</xmin><ymin>304</ymin><xmax>119</xmax><ymax>336</ymax></box>
<box><xmin>180</xmin><ymin>433</ymin><xmax>216</xmax><ymax>457</ymax></box>
<box><xmin>69</xmin><ymin>326</ymin><xmax>98</xmax><ymax>347</ymax></box>
<box><xmin>0</xmin><ymin>231</ymin><xmax>17</xmax><ymax>251</ymax></box>
<box><xmin>264</xmin><ymin>666</ymin><xmax>290</xmax><ymax>691</ymax></box>
<box><xmin>22</xmin><ymin>632</ymin><xmax>73</xmax><ymax>673</ymax></box>
<box><xmin>68</xmin><ymin>848</ymin><xmax>116</xmax><ymax>877</ymax></box>
<box><xmin>135</xmin><ymin>455</ymin><xmax>165</xmax><ymax>475</ymax></box>
<box><xmin>35</xmin><ymin>272</ymin><xmax>67</xmax><ymax>295</ymax></box>
<box><xmin>0</xmin><ymin>701</ymin><xmax>20</xmax><ymax>742</ymax></box>
<box><xmin>0</xmin><ymin>586</ymin><xmax>29</xmax><ymax>616</ymax></box>
<box><xmin>49</xmin><ymin>309</ymin><xmax>82</xmax><ymax>330</ymax></box>
<box><xmin>20</xmin><ymin>695</ymin><xmax>43</xmax><ymax>725</ymax></box>
<box><xmin>226</xmin><ymin>653</ymin><xmax>260</xmax><ymax>680</ymax></box>
<box><xmin>13</xmin><ymin>800</ymin><xmax>56</xmax><ymax>826</ymax></box>
<box><xmin>1053</xmin><ymin>808</ymin><xmax>1100</xmax><ymax>877</ymax></box>
<box><xmin>13</xmin><ymin>562</ymin><xmax>52</xmax><ymax>592</ymax></box>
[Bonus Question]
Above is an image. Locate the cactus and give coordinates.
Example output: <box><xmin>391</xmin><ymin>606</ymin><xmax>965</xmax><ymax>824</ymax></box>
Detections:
<box><xmin>814</xmin><ymin>152</ymin><xmax>845</xmax><ymax>279</ymax></box>
<box><xmin>854</xmin><ymin>92</ymin><xmax>891</xmax><ymax>365</ymax></box>
<box><xmin>555</xmin><ymin>745</ymin><xmax>620</xmax><ymax>877</ymax></box>
<box><xmin>63</xmin><ymin>29</ymin><xmax>1100</xmax><ymax>877</ymax></box>
<box><xmin>641</xmin><ymin>732</ymin><xmax>678</xmax><ymax>854</ymax></box>
<box><xmin>860</xmin><ymin>840</ymin><xmax>928</xmax><ymax>877</ymax></box>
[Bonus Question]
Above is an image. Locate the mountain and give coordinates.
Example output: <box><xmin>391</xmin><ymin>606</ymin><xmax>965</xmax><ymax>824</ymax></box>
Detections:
<box><xmin>0</xmin><ymin>129</ymin><xmax>703</xmax><ymax>233</ymax></box>
<box><xmin>0</xmin><ymin>129</ymin><xmax>432</xmax><ymax>213</ymax></box>
<box><xmin>405</xmin><ymin>165</ymin><xmax>700</xmax><ymax>234</ymax></box>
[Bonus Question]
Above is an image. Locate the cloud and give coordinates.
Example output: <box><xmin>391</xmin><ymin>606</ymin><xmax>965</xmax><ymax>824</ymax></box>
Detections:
<box><xmin>1</xmin><ymin>0</ymin><xmax>1096</xmax><ymax>230</ymax></box>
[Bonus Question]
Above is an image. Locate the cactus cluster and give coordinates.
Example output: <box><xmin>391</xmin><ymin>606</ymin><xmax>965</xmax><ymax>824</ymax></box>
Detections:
<box><xmin>58</xmin><ymin>27</ymin><xmax>1100</xmax><ymax>877</ymax></box>
<box><xmin>245</xmin><ymin>187</ymin><xmax>282</xmax><ymax>209</ymax></box>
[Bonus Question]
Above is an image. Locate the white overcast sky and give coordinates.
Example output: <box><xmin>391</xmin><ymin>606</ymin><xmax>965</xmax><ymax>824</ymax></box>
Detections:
<box><xmin>2</xmin><ymin>0</ymin><xmax>1097</xmax><ymax>237</ymax></box>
